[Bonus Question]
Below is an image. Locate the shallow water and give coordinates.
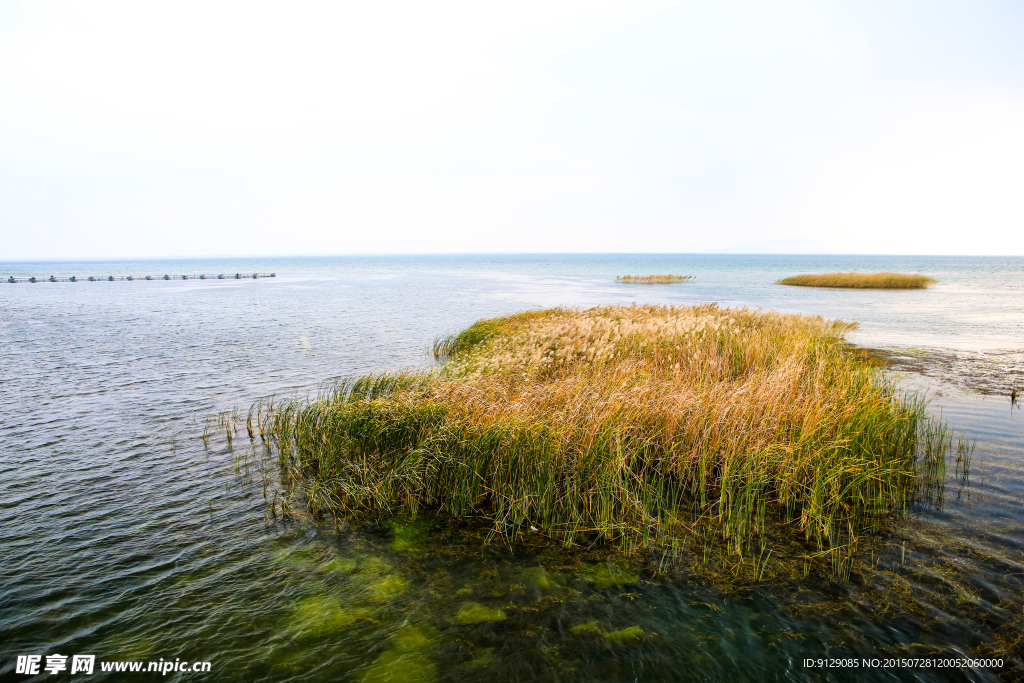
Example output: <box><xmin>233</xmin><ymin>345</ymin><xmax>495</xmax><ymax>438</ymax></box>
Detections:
<box><xmin>1</xmin><ymin>254</ymin><xmax>1022</xmax><ymax>681</ymax></box>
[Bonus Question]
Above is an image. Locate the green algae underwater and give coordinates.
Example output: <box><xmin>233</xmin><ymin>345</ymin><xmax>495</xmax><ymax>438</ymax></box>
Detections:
<box><xmin>210</xmin><ymin>305</ymin><xmax>1022</xmax><ymax>680</ymax></box>
<box><xmin>196</xmin><ymin>502</ymin><xmax>1022</xmax><ymax>681</ymax></box>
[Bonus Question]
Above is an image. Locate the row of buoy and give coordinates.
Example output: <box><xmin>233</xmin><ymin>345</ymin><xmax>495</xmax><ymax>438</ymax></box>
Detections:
<box><xmin>6</xmin><ymin>273</ymin><xmax>276</xmax><ymax>283</ymax></box>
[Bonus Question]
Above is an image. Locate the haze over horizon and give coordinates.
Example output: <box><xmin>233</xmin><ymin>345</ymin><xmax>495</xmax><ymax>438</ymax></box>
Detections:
<box><xmin>2</xmin><ymin>1</ymin><xmax>1023</xmax><ymax>259</ymax></box>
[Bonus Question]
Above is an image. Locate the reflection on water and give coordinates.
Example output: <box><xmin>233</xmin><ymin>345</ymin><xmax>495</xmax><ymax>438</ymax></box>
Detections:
<box><xmin>1</xmin><ymin>255</ymin><xmax>1022</xmax><ymax>680</ymax></box>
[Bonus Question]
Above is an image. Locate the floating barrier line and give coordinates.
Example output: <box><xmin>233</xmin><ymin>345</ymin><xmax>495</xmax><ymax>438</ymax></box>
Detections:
<box><xmin>6</xmin><ymin>273</ymin><xmax>276</xmax><ymax>283</ymax></box>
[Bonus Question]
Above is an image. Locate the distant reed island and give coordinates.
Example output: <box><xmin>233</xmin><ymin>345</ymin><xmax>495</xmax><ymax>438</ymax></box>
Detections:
<box><xmin>252</xmin><ymin>304</ymin><xmax>959</xmax><ymax>572</ymax></box>
<box><xmin>616</xmin><ymin>274</ymin><xmax>693</xmax><ymax>284</ymax></box>
<box><xmin>777</xmin><ymin>272</ymin><xmax>935</xmax><ymax>289</ymax></box>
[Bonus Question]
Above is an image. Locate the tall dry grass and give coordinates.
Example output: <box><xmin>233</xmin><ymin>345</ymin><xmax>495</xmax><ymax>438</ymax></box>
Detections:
<box><xmin>777</xmin><ymin>272</ymin><xmax>935</xmax><ymax>289</ymax></box>
<box><xmin>254</xmin><ymin>304</ymin><xmax>956</xmax><ymax>568</ymax></box>
<box><xmin>616</xmin><ymin>275</ymin><xmax>693</xmax><ymax>284</ymax></box>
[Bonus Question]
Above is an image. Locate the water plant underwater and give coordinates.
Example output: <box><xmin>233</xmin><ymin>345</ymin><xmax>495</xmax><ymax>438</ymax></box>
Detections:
<box><xmin>248</xmin><ymin>304</ymin><xmax>964</xmax><ymax>574</ymax></box>
<box><xmin>776</xmin><ymin>272</ymin><xmax>936</xmax><ymax>289</ymax></box>
<box><xmin>616</xmin><ymin>274</ymin><xmax>693</xmax><ymax>284</ymax></box>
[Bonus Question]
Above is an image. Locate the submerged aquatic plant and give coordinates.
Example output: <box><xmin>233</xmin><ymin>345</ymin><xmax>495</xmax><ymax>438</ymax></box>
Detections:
<box><xmin>252</xmin><ymin>304</ymin><xmax>959</xmax><ymax>569</ymax></box>
<box><xmin>616</xmin><ymin>274</ymin><xmax>693</xmax><ymax>284</ymax></box>
<box><xmin>454</xmin><ymin>602</ymin><xmax>507</xmax><ymax>624</ymax></box>
<box><xmin>777</xmin><ymin>272</ymin><xmax>935</xmax><ymax>289</ymax></box>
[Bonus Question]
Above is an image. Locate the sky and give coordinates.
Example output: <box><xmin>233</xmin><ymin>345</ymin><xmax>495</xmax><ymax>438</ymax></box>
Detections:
<box><xmin>1</xmin><ymin>0</ymin><xmax>1023</xmax><ymax>259</ymax></box>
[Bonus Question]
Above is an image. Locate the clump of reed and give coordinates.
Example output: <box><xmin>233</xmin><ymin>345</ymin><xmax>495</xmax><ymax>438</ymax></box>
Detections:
<box><xmin>777</xmin><ymin>272</ymin><xmax>935</xmax><ymax>289</ymax></box>
<box><xmin>616</xmin><ymin>275</ymin><xmax>693</xmax><ymax>284</ymax></box>
<box><xmin>253</xmin><ymin>304</ymin><xmax>954</xmax><ymax>568</ymax></box>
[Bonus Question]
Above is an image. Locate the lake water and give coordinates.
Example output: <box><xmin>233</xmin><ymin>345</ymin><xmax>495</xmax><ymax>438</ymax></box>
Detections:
<box><xmin>1</xmin><ymin>254</ymin><xmax>1021</xmax><ymax>681</ymax></box>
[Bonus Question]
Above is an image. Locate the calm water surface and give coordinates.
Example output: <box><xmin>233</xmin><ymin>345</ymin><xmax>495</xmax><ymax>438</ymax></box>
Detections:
<box><xmin>1</xmin><ymin>255</ymin><xmax>1022</xmax><ymax>681</ymax></box>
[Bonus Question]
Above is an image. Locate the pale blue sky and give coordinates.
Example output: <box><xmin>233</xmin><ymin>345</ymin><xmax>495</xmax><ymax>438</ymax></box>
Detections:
<box><xmin>2</xmin><ymin>0</ymin><xmax>1023</xmax><ymax>258</ymax></box>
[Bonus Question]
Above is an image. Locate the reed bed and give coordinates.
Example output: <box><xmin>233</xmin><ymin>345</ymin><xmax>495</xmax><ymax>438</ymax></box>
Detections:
<box><xmin>616</xmin><ymin>275</ymin><xmax>693</xmax><ymax>284</ymax></box>
<box><xmin>253</xmin><ymin>304</ymin><xmax>954</xmax><ymax>566</ymax></box>
<box><xmin>777</xmin><ymin>272</ymin><xmax>935</xmax><ymax>289</ymax></box>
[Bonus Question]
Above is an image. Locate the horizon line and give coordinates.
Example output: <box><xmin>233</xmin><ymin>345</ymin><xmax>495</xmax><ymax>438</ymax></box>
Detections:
<box><xmin>2</xmin><ymin>251</ymin><xmax>1021</xmax><ymax>262</ymax></box>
